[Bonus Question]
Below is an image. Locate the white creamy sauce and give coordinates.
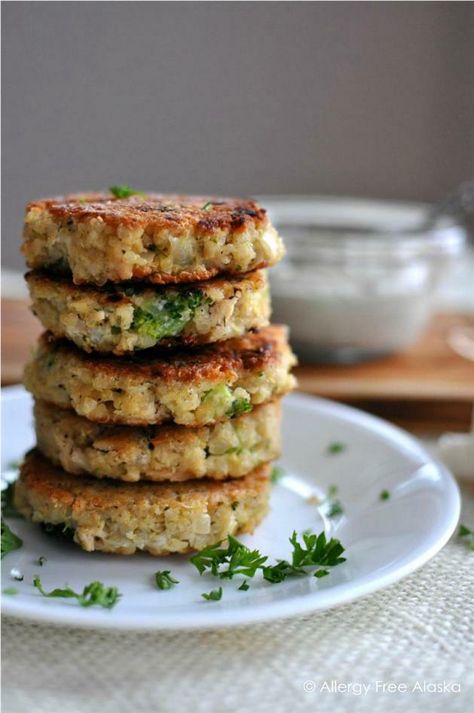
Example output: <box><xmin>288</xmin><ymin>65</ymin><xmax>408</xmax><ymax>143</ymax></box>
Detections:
<box><xmin>271</xmin><ymin>261</ymin><xmax>433</xmax><ymax>355</ymax></box>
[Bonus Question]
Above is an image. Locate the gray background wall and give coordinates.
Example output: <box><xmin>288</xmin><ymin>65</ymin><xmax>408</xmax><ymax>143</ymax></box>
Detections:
<box><xmin>3</xmin><ymin>1</ymin><xmax>474</xmax><ymax>270</ymax></box>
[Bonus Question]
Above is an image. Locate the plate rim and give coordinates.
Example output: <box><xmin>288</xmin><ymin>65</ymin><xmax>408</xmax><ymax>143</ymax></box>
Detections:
<box><xmin>1</xmin><ymin>386</ymin><xmax>461</xmax><ymax>631</ymax></box>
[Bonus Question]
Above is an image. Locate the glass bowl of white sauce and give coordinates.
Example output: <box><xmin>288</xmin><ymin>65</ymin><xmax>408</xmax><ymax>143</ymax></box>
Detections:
<box><xmin>264</xmin><ymin>197</ymin><xmax>466</xmax><ymax>363</ymax></box>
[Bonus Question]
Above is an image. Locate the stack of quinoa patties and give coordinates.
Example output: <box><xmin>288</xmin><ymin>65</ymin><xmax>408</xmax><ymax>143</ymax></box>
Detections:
<box><xmin>15</xmin><ymin>191</ymin><xmax>296</xmax><ymax>555</ymax></box>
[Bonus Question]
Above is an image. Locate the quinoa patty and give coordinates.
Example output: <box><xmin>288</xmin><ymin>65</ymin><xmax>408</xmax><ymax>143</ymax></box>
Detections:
<box><xmin>26</xmin><ymin>269</ymin><xmax>270</xmax><ymax>354</ymax></box>
<box><xmin>24</xmin><ymin>326</ymin><xmax>296</xmax><ymax>427</ymax></box>
<box><xmin>34</xmin><ymin>399</ymin><xmax>281</xmax><ymax>482</ymax></box>
<box><xmin>22</xmin><ymin>192</ymin><xmax>284</xmax><ymax>286</ymax></box>
<box><xmin>15</xmin><ymin>450</ymin><xmax>270</xmax><ymax>555</ymax></box>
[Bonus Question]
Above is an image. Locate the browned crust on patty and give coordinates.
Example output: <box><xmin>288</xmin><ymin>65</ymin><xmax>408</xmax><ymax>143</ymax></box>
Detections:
<box><xmin>129</xmin><ymin>262</ymin><xmax>275</xmax><ymax>286</ymax></box>
<box><xmin>18</xmin><ymin>449</ymin><xmax>271</xmax><ymax>509</ymax></box>
<box><xmin>24</xmin><ymin>325</ymin><xmax>296</xmax><ymax>426</ymax></box>
<box><xmin>34</xmin><ymin>325</ymin><xmax>287</xmax><ymax>384</ymax></box>
<box><xmin>22</xmin><ymin>192</ymin><xmax>283</xmax><ymax>286</ymax></box>
<box><xmin>25</xmin><ymin>267</ymin><xmax>267</xmax><ymax>304</ymax></box>
<box><xmin>25</xmin><ymin>193</ymin><xmax>268</xmax><ymax>233</ymax></box>
<box><xmin>15</xmin><ymin>450</ymin><xmax>271</xmax><ymax>554</ymax></box>
<box><xmin>34</xmin><ymin>398</ymin><xmax>281</xmax><ymax>482</ymax></box>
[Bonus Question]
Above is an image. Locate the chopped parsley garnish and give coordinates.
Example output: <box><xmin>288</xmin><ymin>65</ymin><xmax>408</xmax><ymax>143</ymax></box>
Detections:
<box><xmin>380</xmin><ymin>490</ymin><xmax>390</xmax><ymax>501</ymax></box>
<box><xmin>3</xmin><ymin>587</ymin><xmax>18</xmax><ymax>596</ymax></box>
<box><xmin>262</xmin><ymin>560</ymin><xmax>304</xmax><ymax>583</ymax></box>
<box><xmin>132</xmin><ymin>290</ymin><xmax>204</xmax><ymax>342</ymax></box>
<box><xmin>238</xmin><ymin>580</ymin><xmax>250</xmax><ymax>591</ymax></box>
<box><xmin>109</xmin><ymin>185</ymin><xmax>145</xmax><ymax>199</ymax></box>
<box><xmin>37</xmin><ymin>556</ymin><xmax>47</xmax><ymax>566</ymax></box>
<box><xmin>314</xmin><ymin>569</ymin><xmax>329</xmax><ymax>578</ymax></box>
<box><xmin>33</xmin><ymin>576</ymin><xmax>121</xmax><ymax>609</ymax></box>
<box><xmin>270</xmin><ymin>466</ymin><xmax>285</xmax><ymax>484</ymax></box>
<box><xmin>1</xmin><ymin>520</ymin><xmax>23</xmax><ymax>559</ymax></box>
<box><xmin>190</xmin><ymin>535</ymin><xmax>268</xmax><ymax>579</ymax></box>
<box><xmin>191</xmin><ymin>530</ymin><xmax>346</xmax><ymax>587</ymax></box>
<box><xmin>262</xmin><ymin>531</ymin><xmax>346</xmax><ymax>583</ymax></box>
<box><xmin>326</xmin><ymin>500</ymin><xmax>344</xmax><ymax>518</ymax></box>
<box><xmin>227</xmin><ymin>398</ymin><xmax>253</xmax><ymax>419</ymax></box>
<box><xmin>290</xmin><ymin>530</ymin><xmax>345</xmax><ymax>567</ymax></box>
<box><xmin>154</xmin><ymin>570</ymin><xmax>179</xmax><ymax>590</ymax></box>
<box><xmin>327</xmin><ymin>442</ymin><xmax>346</xmax><ymax>455</ymax></box>
<box><xmin>201</xmin><ymin>587</ymin><xmax>222</xmax><ymax>601</ymax></box>
<box><xmin>458</xmin><ymin>524</ymin><xmax>474</xmax><ymax>550</ymax></box>
<box><xmin>201</xmin><ymin>201</ymin><xmax>213</xmax><ymax>211</ymax></box>
<box><xmin>320</xmin><ymin>485</ymin><xmax>344</xmax><ymax>518</ymax></box>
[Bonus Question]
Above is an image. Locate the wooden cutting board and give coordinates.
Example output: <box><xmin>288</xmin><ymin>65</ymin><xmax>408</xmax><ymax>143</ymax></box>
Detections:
<box><xmin>2</xmin><ymin>300</ymin><xmax>473</xmax><ymax>432</ymax></box>
<box><xmin>295</xmin><ymin>312</ymin><xmax>474</xmax><ymax>432</ymax></box>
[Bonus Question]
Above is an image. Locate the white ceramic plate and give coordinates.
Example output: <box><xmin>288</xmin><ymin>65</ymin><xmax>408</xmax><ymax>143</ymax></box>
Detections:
<box><xmin>1</xmin><ymin>386</ymin><xmax>460</xmax><ymax>631</ymax></box>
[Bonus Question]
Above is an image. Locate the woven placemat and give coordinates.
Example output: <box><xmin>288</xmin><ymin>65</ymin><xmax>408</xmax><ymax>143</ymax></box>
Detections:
<box><xmin>2</xmin><ymin>484</ymin><xmax>473</xmax><ymax>713</ymax></box>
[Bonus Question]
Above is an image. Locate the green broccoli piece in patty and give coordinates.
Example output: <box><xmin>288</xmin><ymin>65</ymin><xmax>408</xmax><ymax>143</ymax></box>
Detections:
<box><xmin>227</xmin><ymin>398</ymin><xmax>253</xmax><ymax>418</ymax></box>
<box><xmin>132</xmin><ymin>290</ymin><xmax>204</xmax><ymax>342</ymax></box>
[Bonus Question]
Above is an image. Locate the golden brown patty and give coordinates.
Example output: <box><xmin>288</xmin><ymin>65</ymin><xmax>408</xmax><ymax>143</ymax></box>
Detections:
<box><xmin>22</xmin><ymin>192</ymin><xmax>284</xmax><ymax>285</ymax></box>
<box><xmin>26</xmin><ymin>269</ymin><xmax>270</xmax><ymax>354</ymax></box>
<box><xmin>15</xmin><ymin>450</ymin><xmax>271</xmax><ymax>555</ymax></box>
<box><xmin>24</xmin><ymin>326</ymin><xmax>297</xmax><ymax>426</ymax></box>
<box><xmin>34</xmin><ymin>399</ymin><xmax>281</xmax><ymax>482</ymax></box>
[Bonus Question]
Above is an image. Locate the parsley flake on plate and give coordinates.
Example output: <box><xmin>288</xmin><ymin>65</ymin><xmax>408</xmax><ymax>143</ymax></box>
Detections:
<box><xmin>190</xmin><ymin>535</ymin><xmax>268</xmax><ymax>580</ymax></box>
<box><xmin>320</xmin><ymin>485</ymin><xmax>344</xmax><ymax>518</ymax></box>
<box><xmin>262</xmin><ymin>530</ymin><xmax>346</xmax><ymax>583</ymax></box>
<box><xmin>33</xmin><ymin>576</ymin><xmax>121</xmax><ymax>609</ymax></box>
<box><xmin>290</xmin><ymin>530</ymin><xmax>346</xmax><ymax>568</ymax></box>
<box><xmin>314</xmin><ymin>569</ymin><xmax>330</xmax><ymax>578</ymax></box>
<box><xmin>154</xmin><ymin>571</ymin><xmax>179</xmax><ymax>590</ymax></box>
<box><xmin>201</xmin><ymin>587</ymin><xmax>223</xmax><ymax>601</ymax></box>
<box><xmin>380</xmin><ymin>490</ymin><xmax>390</xmax><ymax>501</ymax></box>
<box><xmin>262</xmin><ymin>560</ymin><xmax>305</xmax><ymax>583</ymax></box>
<box><xmin>327</xmin><ymin>442</ymin><xmax>346</xmax><ymax>455</ymax></box>
<box><xmin>191</xmin><ymin>530</ymin><xmax>346</xmax><ymax>587</ymax></box>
